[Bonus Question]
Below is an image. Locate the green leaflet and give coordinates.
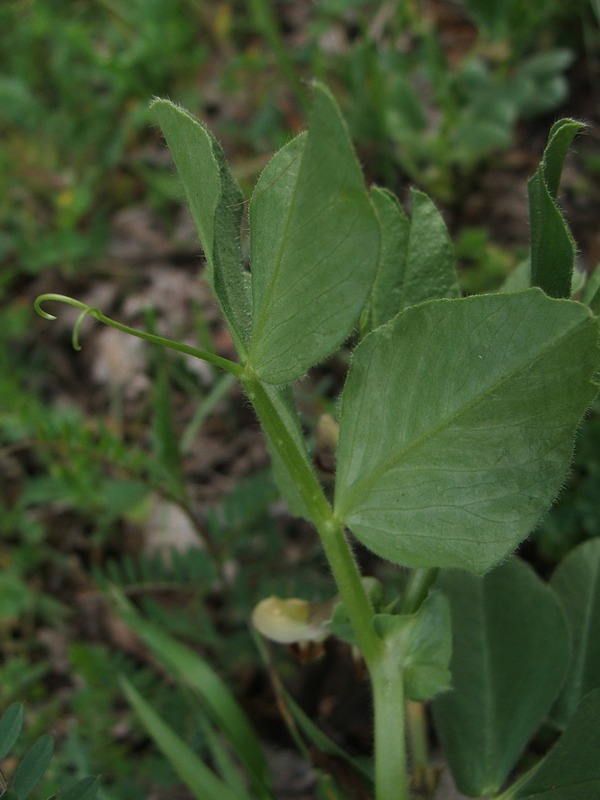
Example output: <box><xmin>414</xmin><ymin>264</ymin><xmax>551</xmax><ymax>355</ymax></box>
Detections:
<box><xmin>247</xmin><ymin>82</ymin><xmax>380</xmax><ymax>384</ymax></box>
<box><xmin>549</xmin><ymin>538</ymin><xmax>600</xmax><ymax>729</ymax></box>
<box><xmin>432</xmin><ymin>559</ymin><xmax>569</xmax><ymax>797</ymax></box>
<box><xmin>59</xmin><ymin>777</ymin><xmax>100</xmax><ymax>800</ymax></box>
<box><xmin>372</xmin><ymin>592</ymin><xmax>452</xmax><ymax>702</ymax></box>
<box><xmin>0</xmin><ymin>705</ymin><xmax>98</xmax><ymax>800</ymax></box>
<box><xmin>500</xmin><ymin>689</ymin><xmax>600</xmax><ymax>800</ymax></box>
<box><xmin>334</xmin><ymin>288</ymin><xmax>599</xmax><ymax>573</ymax></box>
<box><xmin>151</xmin><ymin>99</ymin><xmax>251</xmax><ymax>352</ymax></box>
<box><xmin>363</xmin><ymin>188</ymin><xmax>458</xmax><ymax>334</ymax></box>
<box><xmin>528</xmin><ymin>118</ymin><xmax>585</xmax><ymax>299</ymax></box>
<box><xmin>362</xmin><ymin>188</ymin><xmax>409</xmax><ymax>333</ymax></box>
<box><xmin>0</xmin><ymin>704</ymin><xmax>23</xmax><ymax>760</ymax></box>
<box><xmin>11</xmin><ymin>735</ymin><xmax>53</xmax><ymax>800</ymax></box>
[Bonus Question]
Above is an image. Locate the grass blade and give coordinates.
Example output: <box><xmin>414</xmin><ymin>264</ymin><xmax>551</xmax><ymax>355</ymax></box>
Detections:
<box><xmin>112</xmin><ymin>589</ymin><xmax>271</xmax><ymax>797</ymax></box>
<box><xmin>120</xmin><ymin>676</ymin><xmax>241</xmax><ymax>800</ymax></box>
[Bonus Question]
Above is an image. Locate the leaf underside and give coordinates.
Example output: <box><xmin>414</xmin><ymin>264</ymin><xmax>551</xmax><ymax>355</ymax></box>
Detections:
<box><xmin>334</xmin><ymin>289</ymin><xmax>599</xmax><ymax>573</ymax></box>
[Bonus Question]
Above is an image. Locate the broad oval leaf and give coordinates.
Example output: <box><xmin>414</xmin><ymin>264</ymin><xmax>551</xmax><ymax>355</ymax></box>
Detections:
<box><xmin>247</xmin><ymin>82</ymin><xmax>380</xmax><ymax>384</ymax></box>
<box><xmin>432</xmin><ymin>558</ymin><xmax>569</xmax><ymax>797</ymax></box>
<box><xmin>549</xmin><ymin>538</ymin><xmax>600</xmax><ymax>729</ymax></box>
<box><xmin>334</xmin><ymin>289</ymin><xmax>599</xmax><ymax>572</ymax></box>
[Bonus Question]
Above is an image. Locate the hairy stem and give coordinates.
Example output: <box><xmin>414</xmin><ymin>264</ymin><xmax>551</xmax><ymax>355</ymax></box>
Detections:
<box><xmin>372</xmin><ymin>658</ymin><xmax>409</xmax><ymax>800</ymax></box>
<box><xmin>243</xmin><ymin>373</ymin><xmax>383</xmax><ymax>667</ymax></box>
<box><xmin>244</xmin><ymin>372</ymin><xmax>412</xmax><ymax>800</ymax></box>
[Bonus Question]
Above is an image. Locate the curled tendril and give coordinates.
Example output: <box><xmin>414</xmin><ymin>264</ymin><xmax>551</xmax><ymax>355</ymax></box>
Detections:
<box><xmin>34</xmin><ymin>293</ymin><xmax>243</xmax><ymax>377</ymax></box>
<box><xmin>34</xmin><ymin>294</ymin><xmax>103</xmax><ymax>351</ymax></box>
<box><xmin>34</xmin><ymin>293</ymin><xmax>91</xmax><ymax>321</ymax></box>
<box><xmin>73</xmin><ymin>306</ymin><xmax>99</xmax><ymax>351</ymax></box>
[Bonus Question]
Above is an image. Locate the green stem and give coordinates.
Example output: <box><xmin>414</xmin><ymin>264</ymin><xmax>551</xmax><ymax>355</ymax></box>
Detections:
<box><xmin>400</xmin><ymin>568</ymin><xmax>439</xmax><ymax>615</ymax></box>
<box><xmin>371</xmin><ymin>658</ymin><xmax>409</xmax><ymax>800</ymax></box>
<box><xmin>317</xmin><ymin>518</ymin><xmax>382</xmax><ymax>667</ymax></box>
<box><xmin>244</xmin><ymin>373</ymin><xmax>412</xmax><ymax>800</ymax></box>
<box><xmin>243</xmin><ymin>373</ymin><xmax>382</xmax><ymax>667</ymax></box>
<box><xmin>34</xmin><ymin>294</ymin><xmax>243</xmax><ymax>377</ymax></box>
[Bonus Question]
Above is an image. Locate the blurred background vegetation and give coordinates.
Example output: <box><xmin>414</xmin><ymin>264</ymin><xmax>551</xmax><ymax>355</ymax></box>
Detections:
<box><xmin>1</xmin><ymin>1</ymin><xmax>600</xmax><ymax>797</ymax></box>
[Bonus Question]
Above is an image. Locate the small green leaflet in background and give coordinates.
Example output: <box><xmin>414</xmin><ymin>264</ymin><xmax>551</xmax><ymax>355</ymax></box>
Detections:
<box><xmin>528</xmin><ymin>118</ymin><xmax>586</xmax><ymax>299</ymax></box>
<box><xmin>549</xmin><ymin>538</ymin><xmax>600</xmax><ymax>729</ymax></box>
<box><xmin>247</xmin><ymin>82</ymin><xmax>380</xmax><ymax>384</ymax></box>
<box><xmin>59</xmin><ymin>776</ymin><xmax>100</xmax><ymax>800</ymax></box>
<box><xmin>0</xmin><ymin>704</ymin><xmax>23</xmax><ymax>760</ymax></box>
<box><xmin>11</xmin><ymin>735</ymin><xmax>53</xmax><ymax>800</ymax></box>
<box><xmin>334</xmin><ymin>288</ymin><xmax>599</xmax><ymax>572</ymax></box>
<box><xmin>362</xmin><ymin>187</ymin><xmax>458</xmax><ymax>334</ymax></box>
<box><xmin>0</xmin><ymin>704</ymin><xmax>98</xmax><ymax>800</ymax></box>
<box><xmin>151</xmin><ymin>99</ymin><xmax>251</xmax><ymax>352</ymax></box>
<box><xmin>432</xmin><ymin>558</ymin><xmax>569</xmax><ymax>797</ymax></box>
